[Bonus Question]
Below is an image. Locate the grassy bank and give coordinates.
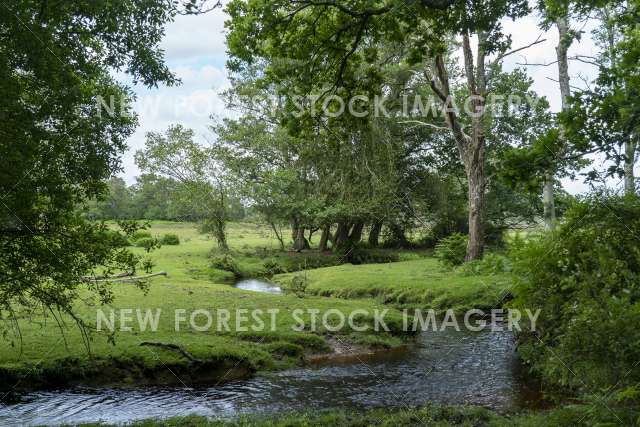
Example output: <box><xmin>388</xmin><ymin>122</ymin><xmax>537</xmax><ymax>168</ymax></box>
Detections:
<box><xmin>136</xmin><ymin>221</ymin><xmax>408</xmax><ymax>282</ymax></box>
<box><xmin>275</xmin><ymin>259</ymin><xmax>511</xmax><ymax>313</ymax></box>
<box><xmin>82</xmin><ymin>404</ymin><xmax>622</xmax><ymax>427</ymax></box>
<box><xmin>0</xmin><ymin>222</ymin><xmax>408</xmax><ymax>391</ymax></box>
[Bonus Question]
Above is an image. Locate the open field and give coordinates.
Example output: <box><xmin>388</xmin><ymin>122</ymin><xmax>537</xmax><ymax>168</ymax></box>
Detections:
<box><xmin>0</xmin><ymin>222</ymin><xmax>409</xmax><ymax>390</ymax></box>
<box><xmin>0</xmin><ymin>221</ymin><xmax>511</xmax><ymax>391</ymax></box>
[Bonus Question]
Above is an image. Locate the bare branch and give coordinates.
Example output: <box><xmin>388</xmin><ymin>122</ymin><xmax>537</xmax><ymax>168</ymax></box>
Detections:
<box><xmin>545</xmin><ymin>77</ymin><xmax>583</xmax><ymax>92</ymax></box>
<box><xmin>516</xmin><ymin>58</ymin><xmax>559</xmax><ymax>67</ymax></box>
<box><xmin>494</xmin><ymin>35</ymin><xmax>547</xmax><ymax>63</ymax></box>
<box><xmin>569</xmin><ymin>55</ymin><xmax>600</xmax><ymax>66</ymax></box>
<box><xmin>398</xmin><ymin>120</ymin><xmax>451</xmax><ymax>132</ymax></box>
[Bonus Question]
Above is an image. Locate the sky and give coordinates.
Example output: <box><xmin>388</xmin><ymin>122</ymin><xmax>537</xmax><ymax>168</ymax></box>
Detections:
<box><xmin>116</xmin><ymin>5</ymin><xmax>627</xmax><ymax>195</ymax></box>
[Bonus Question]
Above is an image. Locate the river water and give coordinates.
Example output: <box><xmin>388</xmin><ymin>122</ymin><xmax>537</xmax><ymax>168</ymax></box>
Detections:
<box><xmin>0</xmin><ymin>280</ymin><xmax>542</xmax><ymax>426</ymax></box>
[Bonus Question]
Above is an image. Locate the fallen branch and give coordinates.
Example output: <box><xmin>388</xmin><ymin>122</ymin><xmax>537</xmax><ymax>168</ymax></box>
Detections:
<box><xmin>82</xmin><ymin>271</ymin><xmax>134</xmax><ymax>280</ymax></box>
<box><xmin>83</xmin><ymin>271</ymin><xmax>167</xmax><ymax>283</ymax></box>
<box><xmin>140</xmin><ymin>341</ymin><xmax>203</xmax><ymax>364</ymax></box>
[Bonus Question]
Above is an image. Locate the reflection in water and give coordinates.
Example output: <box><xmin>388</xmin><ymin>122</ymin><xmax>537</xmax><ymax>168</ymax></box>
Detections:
<box><xmin>233</xmin><ymin>279</ymin><xmax>282</xmax><ymax>294</ymax></box>
<box><xmin>0</xmin><ymin>328</ymin><xmax>542</xmax><ymax>426</ymax></box>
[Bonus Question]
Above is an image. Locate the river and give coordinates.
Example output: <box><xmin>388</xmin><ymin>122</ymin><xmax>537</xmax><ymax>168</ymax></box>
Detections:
<box><xmin>0</xmin><ymin>279</ymin><xmax>542</xmax><ymax>426</ymax></box>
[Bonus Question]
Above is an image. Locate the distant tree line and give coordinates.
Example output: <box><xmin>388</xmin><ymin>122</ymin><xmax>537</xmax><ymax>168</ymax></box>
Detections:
<box><xmin>84</xmin><ymin>175</ymin><xmax>246</xmax><ymax>222</ymax></box>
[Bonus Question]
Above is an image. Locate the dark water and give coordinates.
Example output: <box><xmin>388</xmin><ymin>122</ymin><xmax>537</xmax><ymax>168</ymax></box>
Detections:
<box><xmin>0</xmin><ymin>328</ymin><xmax>541</xmax><ymax>426</ymax></box>
<box><xmin>233</xmin><ymin>279</ymin><xmax>282</xmax><ymax>294</ymax></box>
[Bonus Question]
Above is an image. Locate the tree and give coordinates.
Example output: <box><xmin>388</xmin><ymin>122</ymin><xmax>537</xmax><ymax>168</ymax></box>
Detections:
<box><xmin>135</xmin><ymin>125</ymin><xmax>230</xmax><ymax>250</ymax></box>
<box><xmin>225</xmin><ymin>0</ymin><xmax>532</xmax><ymax>260</ymax></box>
<box><xmin>0</xmin><ymin>0</ymin><xmax>218</xmax><ymax>341</ymax></box>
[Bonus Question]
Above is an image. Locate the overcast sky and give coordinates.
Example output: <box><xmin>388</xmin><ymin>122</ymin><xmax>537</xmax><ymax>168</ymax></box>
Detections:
<box><xmin>116</xmin><ymin>6</ymin><xmax>628</xmax><ymax>195</ymax></box>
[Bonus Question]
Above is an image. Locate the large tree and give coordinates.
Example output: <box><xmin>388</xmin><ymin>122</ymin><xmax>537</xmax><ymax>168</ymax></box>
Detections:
<box><xmin>225</xmin><ymin>0</ymin><xmax>532</xmax><ymax>259</ymax></box>
<box><xmin>0</xmin><ymin>1</ymin><xmax>216</xmax><ymax>337</ymax></box>
<box><xmin>136</xmin><ymin>125</ymin><xmax>231</xmax><ymax>250</ymax></box>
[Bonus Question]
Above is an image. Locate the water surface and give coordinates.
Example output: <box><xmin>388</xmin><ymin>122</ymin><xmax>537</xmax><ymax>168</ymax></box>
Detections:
<box><xmin>233</xmin><ymin>279</ymin><xmax>282</xmax><ymax>294</ymax></box>
<box><xmin>0</xmin><ymin>327</ymin><xmax>541</xmax><ymax>426</ymax></box>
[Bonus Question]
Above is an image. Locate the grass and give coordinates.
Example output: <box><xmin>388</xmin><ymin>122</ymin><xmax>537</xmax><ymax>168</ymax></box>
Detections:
<box><xmin>78</xmin><ymin>403</ymin><xmax>625</xmax><ymax>426</ymax></box>
<box><xmin>275</xmin><ymin>258</ymin><xmax>512</xmax><ymax>313</ymax></box>
<box><xmin>0</xmin><ymin>221</ymin><xmax>408</xmax><ymax>390</ymax></box>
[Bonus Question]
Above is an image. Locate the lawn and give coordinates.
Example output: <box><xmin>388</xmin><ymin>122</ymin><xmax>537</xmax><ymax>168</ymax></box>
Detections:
<box><xmin>275</xmin><ymin>258</ymin><xmax>512</xmax><ymax>313</ymax></box>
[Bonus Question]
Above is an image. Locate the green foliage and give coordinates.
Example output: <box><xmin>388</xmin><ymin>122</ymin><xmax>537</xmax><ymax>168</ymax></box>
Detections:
<box><xmin>434</xmin><ymin>233</ymin><xmax>468</xmax><ymax>267</ymax></box>
<box><xmin>136</xmin><ymin>125</ymin><xmax>231</xmax><ymax>250</ymax></box>
<box><xmin>512</xmin><ymin>195</ymin><xmax>640</xmax><ymax>400</ymax></box>
<box><xmin>462</xmin><ymin>253</ymin><xmax>511</xmax><ymax>275</ymax></box>
<box><xmin>135</xmin><ymin>237</ymin><xmax>161</xmax><ymax>253</ymax></box>
<box><xmin>101</xmin><ymin>230</ymin><xmax>131</xmax><ymax>248</ymax></box>
<box><xmin>287</xmin><ymin>273</ymin><xmax>309</xmax><ymax>297</ymax></box>
<box><xmin>133</xmin><ymin>231</ymin><xmax>153</xmax><ymax>241</ymax></box>
<box><xmin>210</xmin><ymin>254</ymin><xmax>241</xmax><ymax>276</ymax></box>
<box><xmin>160</xmin><ymin>233</ymin><xmax>180</xmax><ymax>245</ymax></box>
<box><xmin>261</xmin><ymin>259</ymin><xmax>285</xmax><ymax>277</ymax></box>
<box><xmin>346</xmin><ymin>247</ymin><xmax>400</xmax><ymax>265</ymax></box>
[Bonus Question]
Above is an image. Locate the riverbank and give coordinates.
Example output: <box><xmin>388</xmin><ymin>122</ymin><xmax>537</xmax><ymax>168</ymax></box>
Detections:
<box><xmin>0</xmin><ymin>222</ymin><xmax>409</xmax><ymax>392</ymax></box>
<box><xmin>79</xmin><ymin>404</ymin><xmax>604</xmax><ymax>426</ymax></box>
<box><xmin>274</xmin><ymin>258</ymin><xmax>511</xmax><ymax>313</ymax></box>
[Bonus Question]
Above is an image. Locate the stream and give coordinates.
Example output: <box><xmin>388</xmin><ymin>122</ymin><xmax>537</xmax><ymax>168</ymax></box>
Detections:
<box><xmin>0</xmin><ymin>280</ymin><xmax>543</xmax><ymax>426</ymax></box>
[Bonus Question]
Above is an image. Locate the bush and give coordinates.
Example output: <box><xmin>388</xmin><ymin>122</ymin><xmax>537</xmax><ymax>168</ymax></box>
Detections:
<box><xmin>210</xmin><ymin>254</ymin><xmax>241</xmax><ymax>276</ymax></box>
<box><xmin>132</xmin><ymin>230</ymin><xmax>152</xmax><ymax>241</ymax></box>
<box><xmin>434</xmin><ymin>233</ymin><xmax>468</xmax><ymax>267</ymax></box>
<box><xmin>160</xmin><ymin>233</ymin><xmax>180</xmax><ymax>245</ymax></box>
<box><xmin>135</xmin><ymin>237</ymin><xmax>160</xmax><ymax>252</ymax></box>
<box><xmin>346</xmin><ymin>247</ymin><xmax>399</xmax><ymax>264</ymax></box>
<box><xmin>461</xmin><ymin>252</ymin><xmax>510</xmax><ymax>275</ymax></box>
<box><xmin>261</xmin><ymin>258</ymin><xmax>285</xmax><ymax>276</ymax></box>
<box><xmin>102</xmin><ymin>229</ymin><xmax>130</xmax><ymax>247</ymax></box>
<box><xmin>286</xmin><ymin>273</ymin><xmax>308</xmax><ymax>297</ymax></box>
<box><xmin>512</xmin><ymin>195</ymin><xmax>640</xmax><ymax>401</ymax></box>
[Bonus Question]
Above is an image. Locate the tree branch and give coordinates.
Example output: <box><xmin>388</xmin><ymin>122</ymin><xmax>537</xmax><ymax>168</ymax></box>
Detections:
<box><xmin>494</xmin><ymin>35</ymin><xmax>546</xmax><ymax>63</ymax></box>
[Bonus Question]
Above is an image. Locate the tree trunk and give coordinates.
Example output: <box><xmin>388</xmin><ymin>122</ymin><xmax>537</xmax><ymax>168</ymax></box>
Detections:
<box><xmin>368</xmin><ymin>221</ymin><xmax>382</xmax><ymax>247</ymax></box>
<box><xmin>348</xmin><ymin>222</ymin><xmax>364</xmax><ymax>245</ymax></box>
<box><xmin>542</xmin><ymin>174</ymin><xmax>556</xmax><ymax>230</ymax></box>
<box><xmin>430</xmin><ymin>32</ymin><xmax>489</xmax><ymax>260</ymax></box>
<box><xmin>333</xmin><ymin>222</ymin><xmax>350</xmax><ymax>250</ymax></box>
<box><xmin>270</xmin><ymin>221</ymin><xmax>285</xmax><ymax>250</ymax></box>
<box><xmin>318</xmin><ymin>225</ymin><xmax>330</xmax><ymax>251</ymax></box>
<box><xmin>293</xmin><ymin>227</ymin><xmax>310</xmax><ymax>251</ymax></box>
<box><xmin>543</xmin><ymin>15</ymin><xmax>572</xmax><ymax>230</ymax></box>
<box><xmin>624</xmin><ymin>139</ymin><xmax>636</xmax><ymax>196</ymax></box>
<box><xmin>290</xmin><ymin>218</ymin><xmax>299</xmax><ymax>243</ymax></box>
<box><xmin>214</xmin><ymin>216</ymin><xmax>228</xmax><ymax>250</ymax></box>
<box><xmin>466</xmin><ymin>159</ymin><xmax>485</xmax><ymax>261</ymax></box>
<box><xmin>213</xmin><ymin>189</ymin><xmax>229</xmax><ymax>251</ymax></box>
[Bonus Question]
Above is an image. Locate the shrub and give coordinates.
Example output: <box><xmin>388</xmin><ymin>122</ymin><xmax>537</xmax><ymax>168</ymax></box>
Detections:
<box><xmin>262</xmin><ymin>258</ymin><xmax>285</xmax><ymax>276</ymax></box>
<box><xmin>132</xmin><ymin>230</ymin><xmax>152</xmax><ymax>241</ymax></box>
<box><xmin>160</xmin><ymin>233</ymin><xmax>180</xmax><ymax>245</ymax></box>
<box><xmin>512</xmin><ymin>195</ymin><xmax>640</xmax><ymax>400</ymax></box>
<box><xmin>135</xmin><ymin>237</ymin><xmax>160</xmax><ymax>252</ymax></box>
<box><xmin>434</xmin><ymin>233</ymin><xmax>468</xmax><ymax>267</ymax></box>
<box><xmin>102</xmin><ymin>229</ymin><xmax>130</xmax><ymax>247</ymax></box>
<box><xmin>210</xmin><ymin>254</ymin><xmax>241</xmax><ymax>276</ymax></box>
<box><xmin>346</xmin><ymin>247</ymin><xmax>399</xmax><ymax>264</ymax></box>
<box><xmin>287</xmin><ymin>273</ymin><xmax>308</xmax><ymax>297</ymax></box>
<box><xmin>461</xmin><ymin>252</ymin><xmax>510</xmax><ymax>275</ymax></box>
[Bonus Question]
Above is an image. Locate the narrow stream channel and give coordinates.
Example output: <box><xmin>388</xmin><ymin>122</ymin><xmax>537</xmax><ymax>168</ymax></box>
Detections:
<box><xmin>0</xmin><ymin>280</ymin><xmax>542</xmax><ymax>426</ymax></box>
